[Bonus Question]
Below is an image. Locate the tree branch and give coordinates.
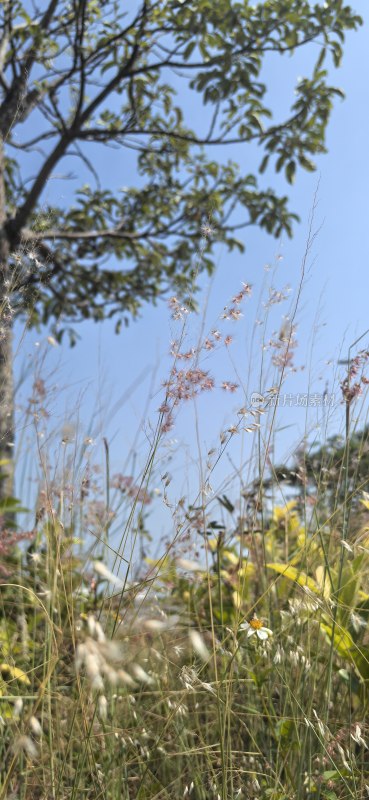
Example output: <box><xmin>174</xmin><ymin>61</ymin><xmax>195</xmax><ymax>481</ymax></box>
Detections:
<box><xmin>9</xmin><ymin>133</ymin><xmax>72</xmax><ymax>237</ymax></box>
<box><xmin>6</xmin><ymin>4</ymin><xmax>149</xmax><ymax>234</ymax></box>
<box><xmin>21</xmin><ymin>227</ymin><xmax>140</xmax><ymax>243</ymax></box>
<box><xmin>0</xmin><ymin>0</ymin><xmax>60</xmax><ymax>137</ymax></box>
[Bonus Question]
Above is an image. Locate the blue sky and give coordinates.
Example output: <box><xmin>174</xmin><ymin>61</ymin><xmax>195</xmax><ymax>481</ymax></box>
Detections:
<box><xmin>14</xmin><ymin>2</ymin><xmax>369</xmax><ymax>550</ymax></box>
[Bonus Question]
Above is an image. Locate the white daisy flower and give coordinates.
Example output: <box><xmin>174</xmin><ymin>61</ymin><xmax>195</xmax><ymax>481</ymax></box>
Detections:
<box><xmin>240</xmin><ymin>617</ymin><xmax>273</xmax><ymax>641</ymax></box>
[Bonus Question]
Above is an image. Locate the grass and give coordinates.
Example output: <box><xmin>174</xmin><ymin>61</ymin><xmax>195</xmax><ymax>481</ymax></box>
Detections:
<box><xmin>1</xmin><ymin>218</ymin><xmax>369</xmax><ymax>799</ymax></box>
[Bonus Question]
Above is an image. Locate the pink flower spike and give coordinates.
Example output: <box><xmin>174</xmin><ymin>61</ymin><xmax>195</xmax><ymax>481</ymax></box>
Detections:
<box><xmin>229</xmin><ymin>307</ymin><xmax>243</xmax><ymax>321</ymax></box>
<box><xmin>221</xmin><ymin>381</ymin><xmax>239</xmax><ymax>393</ymax></box>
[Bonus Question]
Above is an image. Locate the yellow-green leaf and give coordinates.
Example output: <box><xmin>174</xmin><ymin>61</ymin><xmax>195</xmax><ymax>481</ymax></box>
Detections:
<box><xmin>267</xmin><ymin>563</ymin><xmax>320</xmax><ymax>594</ymax></box>
<box><xmin>319</xmin><ymin>622</ymin><xmax>354</xmax><ymax>660</ymax></box>
<box><xmin>0</xmin><ymin>663</ymin><xmax>30</xmax><ymax>685</ymax></box>
<box><xmin>223</xmin><ymin>550</ymin><xmax>239</xmax><ymax>565</ymax></box>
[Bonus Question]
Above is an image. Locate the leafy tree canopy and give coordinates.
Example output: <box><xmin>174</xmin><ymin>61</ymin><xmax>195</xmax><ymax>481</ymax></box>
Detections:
<box><xmin>0</xmin><ymin>0</ymin><xmax>362</xmax><ymax>339</ymax></box>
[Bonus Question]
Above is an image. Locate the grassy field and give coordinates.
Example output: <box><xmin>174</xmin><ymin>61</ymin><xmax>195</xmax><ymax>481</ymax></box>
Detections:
<box><xmin>1</xmin><ymin>226</ymin><xmax>369</xmax><ymax>799</ymax></box>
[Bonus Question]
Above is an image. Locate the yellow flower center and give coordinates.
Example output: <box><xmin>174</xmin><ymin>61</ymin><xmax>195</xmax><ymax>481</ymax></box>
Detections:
<box><xmin>249</xmin><ymin>618</ymin><xmax>263</xmax><ymax>630</ymax></box>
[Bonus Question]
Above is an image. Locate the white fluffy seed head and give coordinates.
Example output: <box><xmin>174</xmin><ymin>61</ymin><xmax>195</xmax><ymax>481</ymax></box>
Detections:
<box><xmin>13</xmin><ymin>698</ymin><xmax>23</xmax><ymax>719</ymax></box>
<box><xmin>87</xmin><ymin>615</ymin><xmax>97</xmax><ymax>637</ymax></box>
<box><xmin>75</xmin><ymin>643</ymin><xmax>86</xmax><ymax>672</ymax></box>
<box><xmin>93</xmin><ymin>561</ymin><xmax>124</xmax><ymax>588</ymax></box>
<box><xmin>131</xmin><ymin>664</ymin><xmax>154</xmax><ymax>685</ymax></box>
<box><xmin>176</xmin><ymin>557</ymin><xmax>203</xmax><ymax>572</ymax></box>
<box><xmin>117</xmin><ymin>669</ymin><xmax>136</xmax><ymax>687</ymax></box>
<box><xmin>189</xmin><ymin>629</ymin><xmax>209</xmax><ymax>662</ymax></box>
<box><xmin>85</xmin><ymin>651</ymin><xmax>101</xmax><ymax>680</ymax></box>
<box><xmin>94</xmin><ymin>621</ymin><xmax>106</xmax><ymax>643</ymax></box>
<box><xmin>29</xmin><ymin>716</ymin><xmax>43</xmax><ymax>737</ymax></box>
<box><xmin>98</xmin><ymin>695</ymin><xmax>108</xmax><ymax>721</ymax></box>
<box><xmin>142</xmin><ymin>619</ymin><xmax>168</xmax><ymax>633</ymax></box>
<box><xmin>13</xmin><ymin>735</ymin><xmax>38</xmax><ymax>759</ymax></box>
<box><xmin>91</xmin><ymin>674</ymin><xmax>105</xmax><ymax>692</ymax></box>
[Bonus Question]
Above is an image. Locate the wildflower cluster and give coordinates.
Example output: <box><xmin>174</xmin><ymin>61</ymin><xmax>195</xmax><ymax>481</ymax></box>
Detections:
<box><xmin>111</xmin><ymin>474</ymin><xmax>151</xmax><ymax>505</ymax></box>
<box><xmin>341</xmin><ymin>349</ymin><xmax>369</xmax><ymax>405</ymax></box>
<box><xmin>271</xmin><ymin>322</ymin><xmax>298</xmax><ymax>372</ymax></box>
<box><xmin>85</xmin><ymin>500</ymin><xmax>116</xmax><ymax>529</ymax></box>
<box><xmin>160</xmin><ymin>282</ymin><xmax>252</xmax><ymax>432</ymax></box>
<box><xmin>168</xmin><ymin>296</ymin><xmax>190</xmax><ymax>321</ymax></box>
<box><xmin>221</xmin><ymin>282</ymin><xmax>252</xmax><ymax>321</ymax></box>
<box><xmin>264</xmin><ymin>284</ymin><xmax>291</xmax><ymax>307</ymax></box>
<box><xmin>163</xmin><ymin>367</ymin><xmax>215</xmax><ymax>404</ymax></box>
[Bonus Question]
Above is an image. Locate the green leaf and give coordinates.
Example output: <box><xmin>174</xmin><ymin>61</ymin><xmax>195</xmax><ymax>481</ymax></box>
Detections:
<box><xmin>259</xmin><ymin>154</ymin><xmax>269</xmax><ymax>174</ymax></box>
<box><xmin>217</xmin><ymin>495</ymin><xmax>234</xmax><ymax>513</ymax></box>
<box><xmin>249</xmin><ymin>112</ymin><xmax>265</xmax><ymax>133</ymax></box>
<box><xmin>316</xmin><ymin>48</ymin><xmax>327</xmax><ymax>71</ymax></box>
<box><xmin>0</xmin><ymin>497</ymin><xmax>28</xmax><ymax>513</ymax></box>
<box><xmin>275</xmin><ymin>718</ymin><xmax>293</xmax><ymax>739</ymax></box>
<box><xmin>286</xmin><ymin>160</ymin><xmax>296</xmax><ymax>184</ymax></box>
<box><xmin>183</xmin><ymin>40</ymin><xmax>196</xmax><ymax>60</ymax></box>
<box><xmin>299</xmin><ymin>156</ymin><xmax>316</xmax><ymax>172</ymax></box>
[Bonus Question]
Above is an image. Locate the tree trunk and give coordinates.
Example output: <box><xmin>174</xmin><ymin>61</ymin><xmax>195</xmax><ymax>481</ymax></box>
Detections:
<box><xmin>0</xmin><ymin>289</ymin><xmax>14</xmax><ymax>504</ymax></box>
<box><xmin>0</xmin><ymin>136</ymin><xmax>14</xmax><ymax>505</ymax></box>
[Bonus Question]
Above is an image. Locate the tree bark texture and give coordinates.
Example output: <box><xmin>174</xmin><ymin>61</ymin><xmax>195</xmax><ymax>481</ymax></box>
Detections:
<box><xmin>0</xmin><ymin>136</ymin><xmax>14</xmax><ymax>504</ymax></box>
